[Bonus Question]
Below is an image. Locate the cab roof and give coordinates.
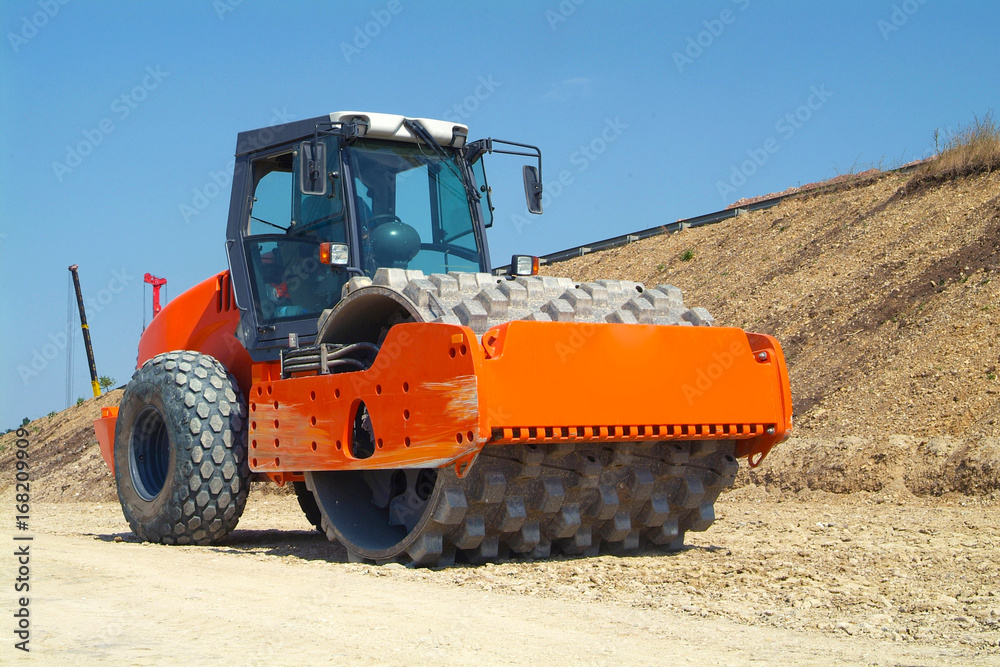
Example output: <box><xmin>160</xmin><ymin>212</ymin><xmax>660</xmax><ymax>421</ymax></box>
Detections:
<box><xmin>235</xmin><ymin>111</ymin><xmax>469</xmax><ymax>156</ymax></box>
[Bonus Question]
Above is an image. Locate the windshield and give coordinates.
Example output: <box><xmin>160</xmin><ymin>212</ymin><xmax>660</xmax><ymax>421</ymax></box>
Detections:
<box><xmin>346</xmin><ymin>139</ymin><xmax>484</xmax><ymax>276</ymax></box>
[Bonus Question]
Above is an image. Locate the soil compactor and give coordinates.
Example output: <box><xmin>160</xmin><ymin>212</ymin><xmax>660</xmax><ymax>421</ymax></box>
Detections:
<box><xmin>94</xmin><ymin>111</ymin><xmax>792</xmax><ymax>566</ymax></box>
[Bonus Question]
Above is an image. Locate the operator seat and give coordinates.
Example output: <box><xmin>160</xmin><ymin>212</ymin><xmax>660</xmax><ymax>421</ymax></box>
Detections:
<box><xmin>370</xmin><ymin>220</ymin><xmax>420</xmax><ymax>269</ymax></box>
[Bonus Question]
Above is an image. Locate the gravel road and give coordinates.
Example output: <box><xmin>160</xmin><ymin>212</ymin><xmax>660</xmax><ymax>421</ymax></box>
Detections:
<box><xmin>4</xmin><ymin>486</ymin><xmax>997</xmax><ymax>665</ymax></box>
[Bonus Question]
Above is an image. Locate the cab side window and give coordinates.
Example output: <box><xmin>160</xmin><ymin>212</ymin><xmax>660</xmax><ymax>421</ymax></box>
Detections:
<box><xmin>243</xmin><ymin>144</ymin><xmax>347</xmax><ymax>325</ymax></box>
<box><xmin>249</xmin><ymin>154</ymin><xmax>293</xmax><ymax>235</ymax></box>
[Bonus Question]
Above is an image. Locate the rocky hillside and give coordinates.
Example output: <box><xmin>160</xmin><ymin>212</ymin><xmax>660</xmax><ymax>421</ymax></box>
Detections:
<box><xmin>1</xmin><ymin>390</ymin><xmax>121</xmax><ymax>502</ymax></box>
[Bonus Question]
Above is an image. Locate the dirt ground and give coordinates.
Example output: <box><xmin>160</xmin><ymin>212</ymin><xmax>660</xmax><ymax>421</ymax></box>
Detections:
<box><xmin>2</xmin><ymin>487</ymin><xmax>997</xmax><ymax>665</ymax></box>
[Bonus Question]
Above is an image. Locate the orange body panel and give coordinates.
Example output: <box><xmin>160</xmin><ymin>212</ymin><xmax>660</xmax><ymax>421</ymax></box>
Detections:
<box><xmin>250</xmin><ymin>324</ymin><xmax>484</xmax><ymax>474</ymax></box>
<box><xmin>136</xmin><ymin>271</ymin><xmax>251</xmax><ymax>393</ymax></box>
<box><xmin>481</xmin><ymin>321</ymin><xmax>787</xmax><ymax>437</ymax></box>
<box><xmin>97</xmin><ymin>271</ymin><xmax>251</xmax><ymax>477</ymax></box>
<box><xmin>94</xmin><ymin>406</ymin><xmax>118</xmax><ymax>470</ymax></box>
<box><xmin>248</xmin><ymin>321</ymin><xmax>792</xmax><ymax>475</ymax></box>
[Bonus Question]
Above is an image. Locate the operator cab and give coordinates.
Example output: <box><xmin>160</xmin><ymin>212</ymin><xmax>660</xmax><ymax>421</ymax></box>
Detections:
<box><xmin>226</xmin><ymin>111</ymin><xmax>541</xmax><ymax>359</ymax></box>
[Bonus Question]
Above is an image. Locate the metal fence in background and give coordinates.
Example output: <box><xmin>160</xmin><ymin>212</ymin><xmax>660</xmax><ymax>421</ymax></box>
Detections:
<box><xmin>495</xmin><ymin>163</ymin><xmax>921</xmax><ymax>274</ymax></box>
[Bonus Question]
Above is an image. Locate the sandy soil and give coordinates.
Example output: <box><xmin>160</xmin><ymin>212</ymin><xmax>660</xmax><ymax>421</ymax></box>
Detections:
<box><xmin>2</xmin><ymin>487</ymin><xmax>997</xmax><ymax>665</ymax></box>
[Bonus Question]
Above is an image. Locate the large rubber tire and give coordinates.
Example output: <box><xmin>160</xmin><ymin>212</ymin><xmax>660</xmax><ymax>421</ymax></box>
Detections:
<box><xmin>114</xmin><ymin>351</ymin><xmax>250</xmax><ymax>545</ymax></box>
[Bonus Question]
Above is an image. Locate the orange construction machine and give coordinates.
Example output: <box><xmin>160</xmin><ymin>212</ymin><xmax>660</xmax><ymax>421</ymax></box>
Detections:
<box><xmin>94</xmin><ymin>112</ymin><xmax>791</xmax><ymax>565</ymax></box>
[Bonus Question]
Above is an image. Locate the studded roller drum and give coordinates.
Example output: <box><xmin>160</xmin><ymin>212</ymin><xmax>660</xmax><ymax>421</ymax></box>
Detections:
<box><xmin>304</xmin><ymin>269</ymin><xmax>736</xmax><ymax>565</ymax></box>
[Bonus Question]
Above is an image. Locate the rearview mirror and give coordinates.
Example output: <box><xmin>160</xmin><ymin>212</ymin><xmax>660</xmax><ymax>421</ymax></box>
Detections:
<box><xmin>523</xmin><ymin>165</ymin><xmax>542</xmax><ymax>215</ymax></box>
<box><xmin>298</xmin><ymin>141</ymin><xmax>328</xmax><ymax>196</ymax></box>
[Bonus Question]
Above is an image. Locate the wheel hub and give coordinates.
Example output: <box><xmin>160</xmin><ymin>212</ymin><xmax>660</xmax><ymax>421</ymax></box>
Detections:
<box><xmin>128</xmin><ymin>405</ymin><xmax>169</xmax><ymax>501</ymax></box>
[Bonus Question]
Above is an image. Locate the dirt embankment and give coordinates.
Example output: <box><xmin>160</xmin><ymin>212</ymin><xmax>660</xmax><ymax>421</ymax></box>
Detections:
<box><xmin>550</xmin><ymin>170</ymin><xmax>1000</xmax><ymax>495</ymax></box>
<box><xmin>0</xmin><ymin>390</ymin><xmax>121</xmax><ymax>503</ymax></box>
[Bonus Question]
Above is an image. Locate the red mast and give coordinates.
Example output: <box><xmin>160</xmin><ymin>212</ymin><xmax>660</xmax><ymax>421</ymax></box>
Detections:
<box><xmin>143</xmin><ymin>273</ymin><xmax>167</xmax><ymax>317</ymax></box>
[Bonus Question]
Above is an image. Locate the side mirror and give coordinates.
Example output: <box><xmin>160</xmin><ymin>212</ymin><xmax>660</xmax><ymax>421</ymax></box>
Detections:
<box><xmin>523</xmin><ymin>165</ymin><xmax>543</xmax><ymax>215</ymax></box>
<box><xmin>298</xmin><ymin>141</ymin><xmax>327</xmax><ymax>196</ymax></box>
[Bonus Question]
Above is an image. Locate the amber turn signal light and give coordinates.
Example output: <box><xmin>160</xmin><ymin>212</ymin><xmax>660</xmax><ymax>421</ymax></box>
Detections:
<box><xmin>319</xmin><ymin>242</ymin><xmax>350</xmax><ymax>266</ymax></box>
<box><xmin>508</xmin><ymin>255</ymin><xmax>539</xmax><ymax>276</ymax></box>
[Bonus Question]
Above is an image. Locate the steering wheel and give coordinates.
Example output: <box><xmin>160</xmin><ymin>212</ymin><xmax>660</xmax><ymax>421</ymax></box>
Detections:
<box><xmin>419</xmin><ymin>243</ymin><xmax>481</xmax><ymax>262</ymax></box>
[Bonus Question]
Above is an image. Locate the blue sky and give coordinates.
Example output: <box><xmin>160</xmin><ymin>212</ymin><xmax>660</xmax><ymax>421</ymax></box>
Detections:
<box><xmin>1</xmin><ymin>0</ymin><xmax>997</xmax><ymax>427</ymax></box>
